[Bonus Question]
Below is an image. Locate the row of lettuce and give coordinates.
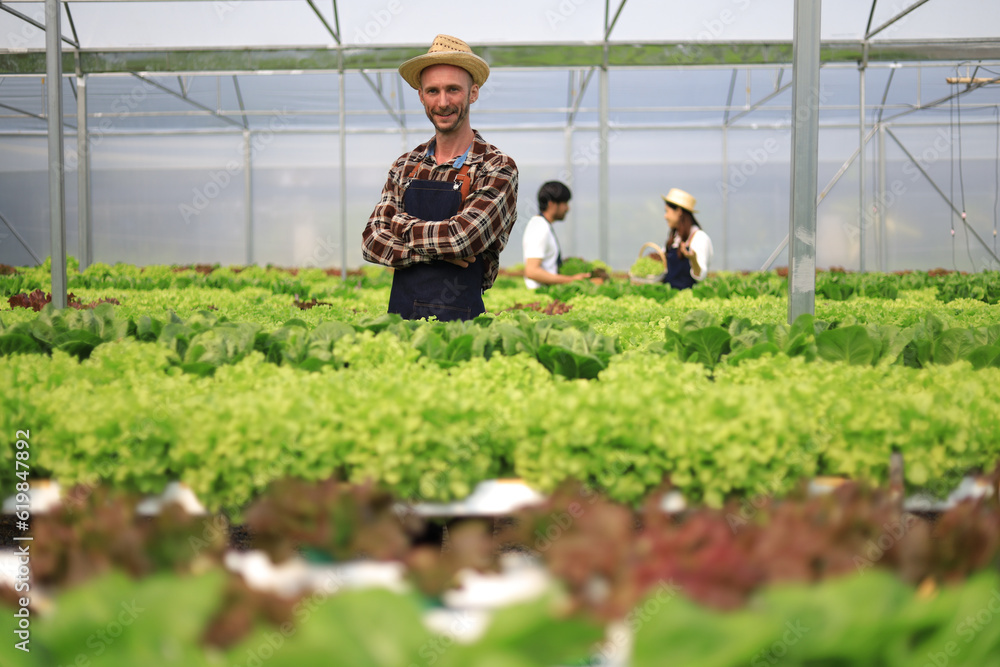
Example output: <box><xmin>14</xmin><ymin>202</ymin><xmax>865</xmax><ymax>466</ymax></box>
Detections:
<box><xmin>3</xmin><ymin>321</ymin><xmax>999</xmax><ymax>510</ymax></box>
<box><xmin>5</xmin><ymin>259</ymin><xmax>1000</xmax><ymax>304</ymax></box>
<box><xmin>2</xmin><ymin>304</ymin><xmax>999</xmax><ymax>386</ymax></box>
<box><xmin>3</xmin><ymin>479</ymin><xmax>1000</xmax><ymax>666</ymax></box>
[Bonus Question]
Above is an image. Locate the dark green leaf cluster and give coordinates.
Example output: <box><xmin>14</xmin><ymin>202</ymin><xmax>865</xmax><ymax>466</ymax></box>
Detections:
<box><xmin>0</xmin><ymin>261</ymin><xmax>343</xmax><ymax>299</ymax></box>
<box><xmin>632</xmin><ymin>570</ymin><xmax>1000</xmax><ymax>666</ymax></box>
<box><xmin>539</xmin><ymin>279</ymin><xmax>679</xmax><ymax>303</ymax></box>
<box><xmin>0</xmin><ymin>306</ymin><xmax>622</xmax><ymax>380</ymax></box>
<box><xmin>0</xmin><ymin>302</ymin><xmax>128</xmax><ymax>359</ymax></box>
<box><xmin>656</xmin><ymin>310</ymin><xmax>1000</xmax><ymax>370</ymax></box>
<box><xmin>935</xmin><ymin>270</ymin><xmax>1000</xmax><ymax>305</ymax></box>
<box><xmin>557</xmin><ymin>256</ymin><xmax>610</xmax><ymax>276</ymax></box>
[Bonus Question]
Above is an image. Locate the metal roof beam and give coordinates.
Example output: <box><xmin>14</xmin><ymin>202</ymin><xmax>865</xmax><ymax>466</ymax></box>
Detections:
<box><xmin>875</xmin><ymin>64</ymin><xmax>896</xmax><ymax>124</ymax></box>
<box><xmin>723</xmin><ymin>68</ymin><xmax>737</xmax><ymax>125</ymax></box>
<box><xmin>605</xmin><ymin>0</ymin><xmax>628</xmax><ymax>41</ymax></box>
<box><xmin>725</xmin><ymin>80</ymin><xmax>792</xmax><ymax>126</ymax></box>
<box><xmin>0</xmin><ymin>208</ymin><xmax>43</xmax><ymax>265</ymax></box>
<box><xmin>567</xmin><ymin>67</ymin><xmax>596</xmax><ymax>125</ymax></box>
<box><xmin>885</xmin><ymin>126</ymin><xmax>1000</xmax><ymax>266</ymax></box>
<box><xmin>232</xmin><ymin>74</ymin><xmax>248</xmax><ymax>128</ymax></box>
<box><xmin>359</xmin><ymin>70</ymin><xmax>402</xmax><ymax>128</ymax></box>
<box><xmin>0</xmin><ymin>97</ymin><xmax>76</xmax><ymax>129</ymax></box>
<box><xmin>0</xmin><ymin>100</ymin><xmax>45</xmax><ymax>121</ymax></box>
<box><xmin>880</xmin><ymin>77</ymin><xmax>991</xmax><ymax>124</ymax></box>
<box><xmin>5</xmin><ymin>40</ymin><xmax>1000</xmax><ymax>74</ymax></box>
<box><xmin>0</xmin><ymin>2</ymin><xmax>80</xmax><ymax>49</ymax></box>
<box><xmin>64</xmin><ymin>2</ymin><xmax>79</xmax><ymax>47</ymax></box>
<box><xmin>866</xmin><ymin>0</ymin><xmax>932</xmax><ymax>40</ymax></box>
<box><xmin>306</xmin><ymin>0</ymin><xmax>338</xmax><ymax>45</ymax></box>
<box><xmin>130</xmin><ymin>72</ymin><xmax>244</xmax><ymax>127</ymax></box>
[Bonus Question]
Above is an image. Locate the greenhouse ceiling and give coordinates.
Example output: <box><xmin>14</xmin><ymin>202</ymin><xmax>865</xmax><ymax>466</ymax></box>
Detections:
<box><xmin>1</xmin><ymin>0</ymin><xmax>1000</xmax><ymax>75</ymax></box>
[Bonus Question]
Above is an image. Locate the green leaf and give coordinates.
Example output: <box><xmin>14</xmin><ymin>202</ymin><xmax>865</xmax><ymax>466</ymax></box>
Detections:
<box><xmin>227</xmin><ymin>589</ymin><xmax>431</xmax><ymax>667</ymax></box>
<box><xmin>136</xmin><ymin>315</ymin><xmax>165</xmax><ymax>342</ymax></box>
<box><xmin>932</xmin><ymin>328</ymin><xmax>978</xmax><ymax>365</ymax></box>
<box><xmin>444</xmin><ymin>333</ymin><xmax>476</xmax><ymax>365</ymax></box>
<box><xmin>815</xmin><ymin>326</ymin><xmax>875</xmax><ymax>365</ymax></box>
<box><xmin>726</xmin><ymin>341</ymin><xmax>779</xmax><ymax>365</ymax></box>
<box><xmin>53</xmin><ymin>328</ymin><xmax>104</xmax><ymax>360</ymax></box>
<box><xmin>678</xmin><ymin>310</ymin><xmax>717</xmax><ymax>335</ymax></box>
<box><xmin>30</xmin><ymin>570</ymin><xmax>226</xmax><ymax>666</ymax></box>
<box><xmin>0</xmin><ymin>332</ymin><xmax>43</xmax><ymax>356</ymax></box>
<box><xmin>663</xmin><ymin>325</ymin><xmax>684</xmax><ymax>354</ymax></box>
<box><xmin>681</xmin><ymin>326</ymin><xmax>731</xmax><ymax>368</ymax></box>
<box><xmin>537</xmin><ymin>344</ymin><xmax>606</xmax><ymax>379</ymax></box>
<box><xmin>354</xmin><ymin>313</ymin><xmax>405</xmax><ymax>334</ymax></box>
<box><xmin>179</xmin><ymin>361</ymin><xmax>216</xmax><ymax>377</ymax></box>
<box><xmin>966</xmin><ymin>344</ymin><xmax>1000</xmax><ymax>370</ymax></box>
<box><xmin>439</xmin><ymin>595</ymin><xmax>605</xmax><ymax>667</ymax></box>
<box><xmin>871</xmin><ymin>324</ymin><xmax>912</xmax><ymax>366</ymax></box>
<box><xmin>412</xmin><ymin>328</ymin><xmax>447</xmax><ymax>361</ymax></box>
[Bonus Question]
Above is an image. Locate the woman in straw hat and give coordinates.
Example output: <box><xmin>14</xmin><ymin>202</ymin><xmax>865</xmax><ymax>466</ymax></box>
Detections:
<box><xmin>661</xmin><ymin>188</ymin><xmax>713</xmax><ymax>290</ymax></box>
<box><xmin>362</xmin><ymin>35</ymin><xmax>519</xmax><ymax>321</ymax></box>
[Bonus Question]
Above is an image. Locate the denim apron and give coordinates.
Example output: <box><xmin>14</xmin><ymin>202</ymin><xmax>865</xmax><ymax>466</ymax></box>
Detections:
<box><xmin>663</xmin><ymin>238</ymin><xmax>695</xmax><ymax>290</ymax></box>
<box><xmin>387</xmin><ymin>149</ymin><xmax>485</xmax><ymax>321</ymax></box>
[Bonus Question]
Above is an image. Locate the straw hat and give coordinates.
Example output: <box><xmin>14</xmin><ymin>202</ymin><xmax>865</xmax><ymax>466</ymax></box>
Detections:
<box><xmin>661</xmin><ymin>188</ymin><xmax>698</xmax><ymax>213</ymax></box>
<box><xmin>398</xmin><ymin>34</ymin><xmax>490</xmax><ymax>91</ymax></box>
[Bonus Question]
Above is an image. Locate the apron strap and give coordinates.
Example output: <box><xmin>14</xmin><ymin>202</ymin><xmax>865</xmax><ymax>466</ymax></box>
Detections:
<box><xmin>404</xmin><ymin>161</ymin><xmax>473</xmax><ymax>205</ymax></box>
<box><xmin>454</xmin><ymin>161</ymin><xmax>472</xmax><ymax>203</ymax></box>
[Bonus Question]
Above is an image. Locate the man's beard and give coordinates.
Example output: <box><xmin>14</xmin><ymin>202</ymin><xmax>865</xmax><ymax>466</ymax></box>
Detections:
<box><xmin>427</xmin><ymin>96</ymin><xmax>470</xmax><ymax>134</ymax></box>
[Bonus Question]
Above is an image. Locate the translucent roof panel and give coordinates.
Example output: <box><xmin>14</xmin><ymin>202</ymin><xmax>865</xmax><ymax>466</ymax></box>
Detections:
<box><xmin>0</xmin><ymin>3</ymin><xmax>71</xmax><ymax>50</ymax></box>
<box><xmin>0</xmin><ymin>77</ymin><xmax>46</xmax><ymax>119</ymax></box>
<box><xmin>613</xmin><ymin>0</ymin><xmax>1000</xmax><ymax>42</ymax></box>
<box><xmin>1</xmin><ymin>0</ymin><xmax>998</xmax><ymax>60</ymax></box>
<box><xmin>337</xmin><ymin>0</ymin><xmax>605</xmax><ymax>45</ymax></box>
<box><xmin>61</xmin><ymin>2</ymin><xmax>337</xmax><ymax>49</ymax></box>
<box><xmin>611</xmin><ymin>69</ymin><xmax>734</xmax><ymax>110</ymax></box>
<box><xmin>867</xmin><ymin>0</ymin><xmax>1000</xmax><ymax>41</ymax></box>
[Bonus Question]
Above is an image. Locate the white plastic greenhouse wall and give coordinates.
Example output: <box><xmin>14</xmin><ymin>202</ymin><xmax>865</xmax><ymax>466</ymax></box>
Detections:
<box><xmin>1</xmin><ymin>0</ymin><xmax>1000</xmax><ymax>274</ymax></box>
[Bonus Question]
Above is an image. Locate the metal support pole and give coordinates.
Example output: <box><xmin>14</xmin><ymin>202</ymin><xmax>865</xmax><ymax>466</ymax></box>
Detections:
<box><xmin>787</xmin><ymin>0</ymin><xmax>821</xmax><ymax>323</ymax></box>
<box><xmin>46</xmin><ymin>0</ymin><xmax>66</xmax><ymax>308</ymax></box>
<box><xmin>243</xmin><ymin>130</ymin><xmax>253</xmax><ymax>265</ymax></box>
<box><xmin>338</xmin><ymin>62</ymin><xmax>347</xmax><ymax>279</ymax></box>
<box><xmin>598</xmin><ymin>50</ymin><xmax>610</xmax><ymax>263</ymax></box>
<box><xmin>858</xmin><ymin>60</ymin><xmax>866</xmax><ymax>272</ymax></box>
<box><xmin>878</xmin><ymin>123</ymin><xmax>887</xmax><ymax>271</ymax></box>
<box><xmin>76</xmin><ymin>72</ymin><xmax>91</xmax><ymax>269</ymax></box>
<box><xmin>722</xmin><ymin>125</ymin><xmax>729</xmax><ymax>270</ymax></box>
<box><xmin>564</xmin><ymin>124</ymin><xmax>575</xmax><ymax>256</ymax></box>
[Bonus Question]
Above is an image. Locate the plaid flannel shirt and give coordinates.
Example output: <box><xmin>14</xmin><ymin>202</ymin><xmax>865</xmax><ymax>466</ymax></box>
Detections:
<box><xmin>361</xmin><ymin>130</ymin><xmax>519</xmax><ymax>291</ymax></box>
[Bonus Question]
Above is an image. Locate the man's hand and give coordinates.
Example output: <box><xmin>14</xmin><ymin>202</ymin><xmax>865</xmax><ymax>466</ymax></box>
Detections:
<box><xmin>570</xmin><ymin>272</ymin><xmax>591</xmax><ymax>281</ymax></box>
<box><xmin>445</xmin><ymin>255</ymin><xmax>477</xmax><ymax>268</ymax></box>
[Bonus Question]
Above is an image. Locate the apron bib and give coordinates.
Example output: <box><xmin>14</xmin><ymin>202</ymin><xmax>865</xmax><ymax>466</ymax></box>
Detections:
<box><xmin>663</xmin><ymin>237</ymin><xmax>696</xmax><ymax>290</ymax></box>
<box><xmin>387</xmin><ymin>176</ymin><xmax>485</xmax><ymax>321</ymax></box>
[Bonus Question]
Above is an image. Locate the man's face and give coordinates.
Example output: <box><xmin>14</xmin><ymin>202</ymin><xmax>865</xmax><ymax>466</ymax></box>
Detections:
<box><xmin>418</xmin><ymin>64</ymin><xmax>478</xmax><ymax>135</ymax></box>
<box><xmin>552</xmin><ymin>201</ymin><xmax>570</xmax><ymax>221</ymax></box>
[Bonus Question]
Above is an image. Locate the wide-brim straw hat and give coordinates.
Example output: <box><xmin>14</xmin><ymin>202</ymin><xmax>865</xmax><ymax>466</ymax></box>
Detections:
<box><xmin>661</xmin><ymin>188</ymin><xmax>698</xmax><ymax>213</ymax></box>
<box><xmin>398</xmin><ymin>34</ymin><xmax>490</xmax><ymax>91</ymax></box>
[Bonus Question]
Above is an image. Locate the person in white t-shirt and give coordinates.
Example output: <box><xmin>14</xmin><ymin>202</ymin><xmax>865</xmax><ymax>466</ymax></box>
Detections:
<box><xmin>522</xmin><ymin>181</ymin><xmax>590</xmax><ymax>289</ymax></box>
<box><xmin>660</xmin><ymin>187</ymin><xmax>713</xmax><ymax>290</ymax></box>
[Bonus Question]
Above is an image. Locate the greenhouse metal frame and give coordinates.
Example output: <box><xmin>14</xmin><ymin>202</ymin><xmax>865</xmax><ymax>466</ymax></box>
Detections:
<box><xmin>2</xmin><ymin>0</ymin><xmax>1000</xmax><ymax>313</ymax></box>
